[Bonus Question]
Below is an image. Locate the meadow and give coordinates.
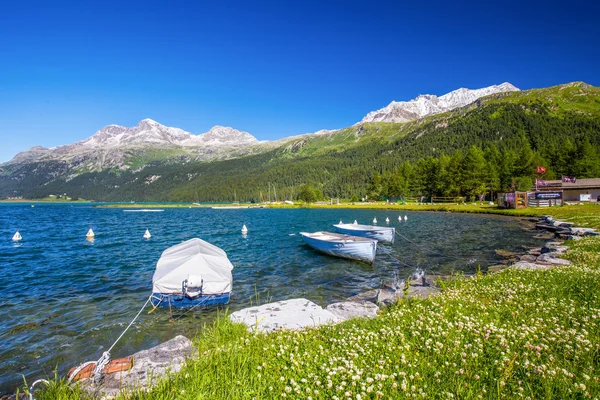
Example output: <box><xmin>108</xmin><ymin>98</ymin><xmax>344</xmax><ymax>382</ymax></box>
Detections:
<box><xmin>32</xmin><ymin>234</ymin><xmax>600</xmax><ymax>399</ymax></box>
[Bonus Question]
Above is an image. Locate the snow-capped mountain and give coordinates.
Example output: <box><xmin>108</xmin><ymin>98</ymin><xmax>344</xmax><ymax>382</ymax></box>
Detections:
<box><xmin>79</xmin><ymin>119</ymin><xmax>196</xmax><ymax>147</ymax></box>
<box><xmin>359</xmin><ymin>82</ymin><xmax>519</xmax><ymax>123</ymax></box>
<box><xmin>79</xmin><ymin>119</ymin><xmax>258</xmax><ymax>148</ymax></box>
<box><xmin>5</xmin><ymin>119</ymin><xmax>259</xmax><ymax>167</ymax></box>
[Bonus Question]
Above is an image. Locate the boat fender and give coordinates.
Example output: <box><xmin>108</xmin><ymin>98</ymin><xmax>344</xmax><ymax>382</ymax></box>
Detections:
<box><xmin>183</xmin><ymin>275</ymin><xmax>203</xmax><ymax>296</ymax></box>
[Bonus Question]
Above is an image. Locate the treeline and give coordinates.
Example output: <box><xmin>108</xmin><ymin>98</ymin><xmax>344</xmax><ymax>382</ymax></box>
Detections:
<box><xmin>4</xmin><ymin>100</ymin><xmax>600</xmax><ymax>202</ymax></box>
<box><xmin>366</xmin><ymin>134</ymin><xmax>600</xmax><ymax>201</ymax></box>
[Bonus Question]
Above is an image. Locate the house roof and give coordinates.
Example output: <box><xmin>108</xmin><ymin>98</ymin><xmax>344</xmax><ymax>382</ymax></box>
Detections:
<box><xmin>543</xmin><ymin>178</ymin><xmax>600</xmax><ymax>189</ymax></box>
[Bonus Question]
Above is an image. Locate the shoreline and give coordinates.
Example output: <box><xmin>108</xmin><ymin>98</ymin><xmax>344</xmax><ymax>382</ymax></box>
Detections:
<box><xmin>14</xmin><ymin>209</ymin><xmax>600</xmax><ymax>398</ymax></box>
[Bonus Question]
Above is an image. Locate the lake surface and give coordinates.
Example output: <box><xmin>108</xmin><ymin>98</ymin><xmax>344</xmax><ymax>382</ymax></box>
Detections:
<box><xmin>0</xmin><ymin>204</ymin><xmax>544</xmax><ymax>392</ymax></box>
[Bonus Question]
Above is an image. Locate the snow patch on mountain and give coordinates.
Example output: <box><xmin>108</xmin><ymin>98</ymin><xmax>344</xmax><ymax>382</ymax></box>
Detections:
<box><xmin>359</xmin><ymin>82</ymin><xmax>519</xmax><ymax>124</ymax></box>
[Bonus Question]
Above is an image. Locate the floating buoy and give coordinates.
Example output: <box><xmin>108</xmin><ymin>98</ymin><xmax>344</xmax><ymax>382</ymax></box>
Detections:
<box><xmin>404</xmin><ymin>215</ymin><xmax>408</xmax><ymax>221</ymax></box>
<box><xmin>31</xmin><ymin>205</ymin><xmax>34</xmax><ymax>208</ymax></box>
<box><xmin>241</xmin><ymin>224</ymin><xmax>248</xmax><ymax>234</ymax></box>
<box><xmin>385</xmin><ymin>217</ymin><xmax>390</xmax><ymax>224</ymax></box>
<box><xmin>86</xmin><ymin>228</ymin><xmax>95</xmax><ymax>239</ymax></box>
<box><xmin>143</xmin><ymin>229</ymin><xmax>151</xmax><ymax>239</ymax></box>
<box><xmin>373</xmin><ymin>217</ymin><xmax>377</xmax><ymax>224</ymax></box>
<box><xmin>12</xmin><ymin>231</ymin><xmax>22</xmax><ymax>241</ymax></box>
<box><xmin>353</xmin><ymin>220</ymin><xmax>358</xmax><ymax>225</ymax></box>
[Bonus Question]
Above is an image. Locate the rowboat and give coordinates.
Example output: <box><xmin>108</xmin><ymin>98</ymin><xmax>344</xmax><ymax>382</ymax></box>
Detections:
<box><xmin>299</xmin><ymin>231</ymin><xmax>377</xmax><ymax>264</ymax></box>
<box><xmin>332</xmin><ymin>223</ymin><xmax>395</xmax><ymax>243</ymax></box>
<box><xmin>151</xmin><ymin>238</ymin><xmax>233</xmax><ymax>309</ymax></box>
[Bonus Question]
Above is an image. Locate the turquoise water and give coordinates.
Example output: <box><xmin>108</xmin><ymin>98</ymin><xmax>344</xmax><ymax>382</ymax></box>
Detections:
<box><xmin>0</xmin><ymin>204</ymin><xmax>543</xmax><ymax>392</ymax></box>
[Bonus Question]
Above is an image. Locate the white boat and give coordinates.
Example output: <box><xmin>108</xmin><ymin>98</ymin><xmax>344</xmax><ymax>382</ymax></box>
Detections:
<box><xmin>299</xmin><ymin>231</ymin><xmax>377</xmax><ymax>264</ymax></box>
<box><xmin>332</xmin><ymin>223</ymin><xmax>395</xmax><ymax>243</ymax></box>
<box><xmin>151</xmin><ymin>238</ymin><xmax>233</xmax><ymax>308</ymax></box>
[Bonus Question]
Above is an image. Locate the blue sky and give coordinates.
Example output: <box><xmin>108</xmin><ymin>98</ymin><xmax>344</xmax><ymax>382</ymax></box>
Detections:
<box><xmin>0</xmin><ymin>0</ymin><xmax>598</xmax><ymax>162</ymax></box>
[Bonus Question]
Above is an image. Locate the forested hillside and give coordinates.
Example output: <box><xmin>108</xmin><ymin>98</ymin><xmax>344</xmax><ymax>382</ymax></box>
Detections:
<box><xmin>1</xmin><ymin>82</ymin><xmax>599</xmax><ymax>201</ymax></box>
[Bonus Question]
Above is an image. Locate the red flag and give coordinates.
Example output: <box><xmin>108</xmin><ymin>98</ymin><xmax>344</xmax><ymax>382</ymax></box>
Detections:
<box><xmin>537</xmin><ymin>166</ymin><xmax>547</xmax><ymax>173</ymax></box>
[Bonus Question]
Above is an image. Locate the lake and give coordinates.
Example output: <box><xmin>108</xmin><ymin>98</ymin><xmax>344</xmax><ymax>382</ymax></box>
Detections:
<box><xmin>0</xmin><ymin>204</ymin><xmax>544</xmax><ymax>392</ymax></box>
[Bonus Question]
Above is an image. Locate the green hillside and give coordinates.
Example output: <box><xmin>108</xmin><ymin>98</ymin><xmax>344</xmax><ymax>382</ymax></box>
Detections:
<box><xmin>1</xmin><ymin>82</ymin><xmax>599</xmax><ymax>202</ymax></box>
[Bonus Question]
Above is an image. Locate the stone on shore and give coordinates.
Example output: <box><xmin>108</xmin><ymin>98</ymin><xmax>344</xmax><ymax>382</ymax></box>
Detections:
<box><xmin>541</xmin><ymin>243</ymin><xmax>569</xmax><ymax>255</ymax></box>
<box><xmin>571</xmin><ymin>227</ymin><xmax>596</xmax><ymax>236</ymax></box>
<box><xmin>517</xmin><ymin>254</ymin><xmax>538</xmax><ymax>262</ymax></box>
<box><xmin>536</xmin><ymin>254</ymin><xmax>571</xmax><ymax>265</ymax></box>
<box><xmin>511</xmin><ymin>261</ymin><xmax>551</xmax><ymax>271</ymax></box>
<box><xmin>229</xmin><ymin>298</ymin><xmax>339</xmax><ymax>333</ymax></box>
<box><xmin>326</xmin><ymin>301</ymin><xmax>379</xmax><ymax>321</ymax></box>
<box><xmin>77</xmin><ymin>335</ymin><xmax>195</xmax><ymax>398</ymax></box>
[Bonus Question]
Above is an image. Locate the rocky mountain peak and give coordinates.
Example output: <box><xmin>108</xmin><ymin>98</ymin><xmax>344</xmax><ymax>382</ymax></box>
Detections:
<box><xmin>359</xmin><ymin>82</ymin><xmax>520</xmax><ymax>124</ymax></box>
<box><xmin>195</xmin><ymin>125</ymin><xmax>259</xmax><ymax>146</ymax></box>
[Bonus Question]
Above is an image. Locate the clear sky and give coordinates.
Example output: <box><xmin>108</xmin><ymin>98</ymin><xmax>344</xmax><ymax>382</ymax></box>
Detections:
<box><xmin>1</xmin><ymin>0</ymin><xmax>598</xmax><ymax>162</ymax></box>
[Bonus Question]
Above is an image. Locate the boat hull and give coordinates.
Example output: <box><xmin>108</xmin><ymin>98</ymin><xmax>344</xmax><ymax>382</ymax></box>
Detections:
<box><xmin>333</xmin><ymin>224</ymin><xmax>395</xmax><ymax>243</ymax></box>
<box><xmin>300</xmin><ymin>233</ymin><xmax>377</xmax><ymax>264</ymax></box>
<box><xmin>150</xmin><ymin>292</ymin><xmax>231</xmax><ymax>309</ymax></box>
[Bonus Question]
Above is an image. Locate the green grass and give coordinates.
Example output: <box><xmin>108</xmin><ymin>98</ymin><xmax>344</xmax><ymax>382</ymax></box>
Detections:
<box><xmin>29</xmin><ymin>234</ymin><xmax>600</xmax><ymax>399</ymax></box>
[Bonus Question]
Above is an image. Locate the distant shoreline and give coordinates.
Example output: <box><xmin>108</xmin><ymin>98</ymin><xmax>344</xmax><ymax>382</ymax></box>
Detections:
<box><xmin>0</xmin><ymin>198</ymin><xmax>91</xmax><ymax>203</ymax></box>
<box><xmin>88</xmin><ymin>201</ymin><xmax>600</xmax><ymax>229</ymax></box>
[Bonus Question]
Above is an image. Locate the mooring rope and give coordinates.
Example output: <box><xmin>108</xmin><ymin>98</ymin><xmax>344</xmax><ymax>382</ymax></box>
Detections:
<box><xmin>67</xmin><ymin>295</ymin><xmax>152</xmax><ymax>385</ymax></box>
<box><xmin>28</xmin><ymin>379</ymin><xmax>49</xmax><ymax>400</ymax></box>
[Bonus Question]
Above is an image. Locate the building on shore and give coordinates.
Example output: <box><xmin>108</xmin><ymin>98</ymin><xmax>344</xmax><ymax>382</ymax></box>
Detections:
<box><xmin>499</xmin><ymin>178</ymin><xmax>600</xmax><ymax>208</ymax></box>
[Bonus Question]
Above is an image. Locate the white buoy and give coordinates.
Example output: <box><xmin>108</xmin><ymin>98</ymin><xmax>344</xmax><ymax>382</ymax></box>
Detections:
<box><xmin>12</xmin><ymin>231</ymin><xmax>22</xmax><ymax>241</ymax></box>
<box><xmin>373</xmin><ymin>217</ymin><xmax>377</xmax><ymax>224</ymax></box>
<box><xmin>353</xmin><ymin>220</ymin><xmax>358</xmax><ymax>225</ymax></box>
<box><xmin>241</xmin><ymin>224</ymin><xmax>248</xmax><ymax>234</ymax></box>
<box><xmin>86</xmin><ymin>228</ymin><xmax>95</xmax><ymax>238</ymax></box>
<box><xmin>398</xmin><ymin>215</ymin><xmax>402</xmax><ymax>221</ymax></box>
<box><xmin>385</xmin><ymin>217</ymin><xmax>390</xmax><ymax>224</ymax></box>
<box><xmin>404</xmin><ymin>215</ymin><xmax>408</xmax><ymax>221</ymax></box>
<box><xmin>143</xmin><ymin>229</ymin><xmax>151</xmax><ymax>239</ymax></box>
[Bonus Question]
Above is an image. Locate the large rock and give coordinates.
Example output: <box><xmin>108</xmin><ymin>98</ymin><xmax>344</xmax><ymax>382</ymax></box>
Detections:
<box><xmin>536</xmin><ymin>254</ymin><xmax>571</xmax><ymax>265</ymax></box>
<box><xmin>571</xmin><ymin>227</ymin><xmax>596</xmax><ymax>236</ymax></box>
<box><xmin>517</xmin><ymin>254</ymin><xmax>537</xmax><ymax>262</ymax></box>
<box><xmin>229</xmin><ymin>298</ymin><xmax>339</xmax><ymax>333</ymax></box>
<box><xmin>326</xmin><ymin>301</ymin><xmax>379</xmax><ymax>321</ymax></box>
<box><xmin>77</xmin><ymin>335</ymin><xmax>195</xmax><ymax>398</ymax></box>
<box><xmin>541</xmin><ymin>243</ymin><xmax>569</xmax><ymax>255</ymax></box>
<box><xmin>511</xmin><ymin>261</ymin><xmax>551</xmax><ymax>271</ymax></box>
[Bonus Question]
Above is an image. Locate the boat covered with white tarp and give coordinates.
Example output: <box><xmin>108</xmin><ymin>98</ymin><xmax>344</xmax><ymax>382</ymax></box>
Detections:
<box><xmin>332</xmin><ymin>223</ymin><xmax>395</xmax><ymax>243</ymax></box>
<box><xmin>300</xmin><ymin>231</ymin><xmax>377</xmax><ymax>264</ymax></box>
<box><xmin>151</xmin><ymin>238</ymin><xmax>233</xmax><ymax>308</ymax></box>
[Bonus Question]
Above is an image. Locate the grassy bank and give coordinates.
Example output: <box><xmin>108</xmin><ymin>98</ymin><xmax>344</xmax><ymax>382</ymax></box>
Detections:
<box><xmin>34</xmin><ymin>236</ymin><xmax>600</xmax><ymax>399</ymax></box>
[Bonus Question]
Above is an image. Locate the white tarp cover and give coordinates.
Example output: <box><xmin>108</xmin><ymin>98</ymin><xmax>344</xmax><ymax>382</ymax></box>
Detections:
<box><xmin>152</xmin><ymin>238</ymin><xmax>233</xmax><ymax>295</ymax></box>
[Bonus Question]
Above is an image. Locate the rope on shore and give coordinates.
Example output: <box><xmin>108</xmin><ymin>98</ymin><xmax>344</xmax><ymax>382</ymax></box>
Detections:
<box><xmin>28</xmin><ymin>379</ymin><xmax>49</xmax><ymax>400</ymax></box>
<box><xmin>67</xmin><ymin>295</ymin><xmax>152</xmax><ymax>385</ymax></box>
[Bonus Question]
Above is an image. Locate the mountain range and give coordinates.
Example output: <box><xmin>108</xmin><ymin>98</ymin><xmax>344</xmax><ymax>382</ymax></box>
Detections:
<box><xmin>3</xmin><ymin>82</ymin><xmax>519</xmax><ymax>169</ymax></box>
<box><xmin>2</xmin><ymin>81</ymin><xmax>599</xmax><ymax>201</ymax></box>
